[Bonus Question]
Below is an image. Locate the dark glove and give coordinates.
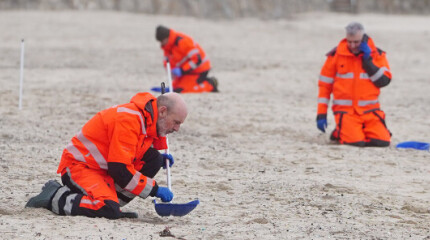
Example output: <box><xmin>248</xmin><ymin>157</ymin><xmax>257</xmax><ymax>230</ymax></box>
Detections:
<box><xmin>156</xmin><ymin>187</ymin><xmax>173</xmax><ymax>202</ymax></box>
<box><xmin>161</xmin><ymin>153</ymin><xmax>174</xmax><ymax>169</ymax></box>
<box><xmin>171</xmin><ymin>67</ymin><xmax>182</xmax><ymax>77</ymax></box>
<box><xmin>359</xmin><ymin>41</ymin><xmax>371</xmax><ymax>60</ymax></box>
<box><xmin>316</xmin><ymin>114</ymin><xmax>327</xmax><ymax>133</ymax></box>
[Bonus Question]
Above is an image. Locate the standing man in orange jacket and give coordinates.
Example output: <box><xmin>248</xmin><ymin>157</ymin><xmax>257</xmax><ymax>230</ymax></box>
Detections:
<box><xmin>156</xmin><ymin>25</ymin><xmax>218</xmax><ymax>93</ymax></box>
<box><xmin>316</xmin><ymin>22</ymin><xmax>392</xmax><ymax>147</ymax></box>
<box><xmin>26</xmin><ymin>92</ymin><xmax>188</xmax><ymax>219</ymax></box>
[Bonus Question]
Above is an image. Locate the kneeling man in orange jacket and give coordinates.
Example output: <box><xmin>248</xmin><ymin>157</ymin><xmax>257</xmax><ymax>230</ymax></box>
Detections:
<box><xmin>156</xmin><ymin>25</ymin><xmax>218</xmax><ymax>93</ymax></box>
<box><xmin>26</xmin><ymin>92</ymin><xmax>187</xmax><ymax>219</ymax></box>
<box><xmin>316</xmin><ymin>22</ymin><xmax>392</xmax><ymax>147</ymax></box>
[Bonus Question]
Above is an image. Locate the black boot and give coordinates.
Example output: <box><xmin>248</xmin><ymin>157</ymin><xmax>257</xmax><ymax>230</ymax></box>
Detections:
<box><xmin>207</xmin><ymin>77</ymin><xmax>219</xmax><ymax>92</ymax></box>
<box><xmin>25</xmin><ymin>180</ymin><xmax>61</xmax><ymax>208</ymax></box>
<box><xmin>120</xmin><ymin>211</ymin><xmax>139</xmax><ymax>218</ymax></box>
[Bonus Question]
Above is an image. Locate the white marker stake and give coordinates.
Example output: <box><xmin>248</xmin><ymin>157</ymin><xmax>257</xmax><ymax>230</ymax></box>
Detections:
<box><xmin>165</xmin><ymin>61</ymin><xmax>174</xmax><ymax>192</ymax></box>
<box><xmin>19</xmin><ymin>39</ymin><xmax>25</xmax><ymax>110</ymax></box>
<box><xmin>166</xmin><ymin>62</ymin><xmax>174</xmax><ymax>93</ymax></box>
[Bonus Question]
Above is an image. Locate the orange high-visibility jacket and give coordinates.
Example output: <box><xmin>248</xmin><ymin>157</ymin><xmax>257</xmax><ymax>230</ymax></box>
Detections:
<box><xmin>57</xmin><ymin>92</ymin><xmax>167</xmax><ymax>199</ymax></box>
<box><xmin>161</xmin><ymin>29</ymin><xmax>211</xmax><ymax>74</ymax></box>
<box><xmin>317</xmin><ymin>37</ymin><xmax>392</xmax><ymax>115</ymax></box>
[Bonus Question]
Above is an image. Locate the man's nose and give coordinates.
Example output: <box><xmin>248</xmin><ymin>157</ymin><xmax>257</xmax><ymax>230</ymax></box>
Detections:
<box><xmin>173</xmin><ymin>125</ymin><xmax>180</xmax><ymax>132</ymax></box>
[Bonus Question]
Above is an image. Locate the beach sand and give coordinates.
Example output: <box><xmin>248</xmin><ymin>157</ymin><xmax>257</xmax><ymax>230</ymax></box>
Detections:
<box><xmin>0</xmin><ymin>11</ymin><xmax>429</xmax><ymax>239</ymax></box>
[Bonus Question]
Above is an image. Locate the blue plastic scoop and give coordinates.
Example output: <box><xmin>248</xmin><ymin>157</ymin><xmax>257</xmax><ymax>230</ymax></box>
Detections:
<box><xmin>152</xmin><ymin>136</ymin><xmax>200</xmax><ymax>217</ymax></box>
<box><xmin>153</xmin><ymin>199</ymin><xmax>200</xmax><ymax>217</ymax></box>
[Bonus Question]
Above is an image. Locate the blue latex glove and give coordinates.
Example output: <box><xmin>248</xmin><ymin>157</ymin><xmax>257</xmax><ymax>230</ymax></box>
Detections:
<box><xmin>359</xmin><ymin>41</ymin><xmax>371</xmax><ymax>60</ymax></box>
<box><xmin>156</xmin><ymin>187</ymin><xmax>173</xmax><ymax>202</ymax></box>
<box><xmin>161</xmin><ymin>153</ymin><xmax>174</xmax><ymax>169</ymax></box>
<box><xmin>317</xmin><ymin>118</ymin><xmax>327</xmax><ymax>133</ymax></box>
<box><xmin>171</xmin><ymin>67</ymin><xmax>182</xmax><ymax>77</ymax></box>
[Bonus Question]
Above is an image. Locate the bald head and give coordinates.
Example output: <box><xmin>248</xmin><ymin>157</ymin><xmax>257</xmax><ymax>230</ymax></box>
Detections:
<box><xmin>156</xmin><ymin>92</ymin><xmax>188</xmax><ymax>136</ymax></box>
<box><xmin>157</xmin><ymin>92</ymin><xmax>188</xmax><ymax>115</ymax></box>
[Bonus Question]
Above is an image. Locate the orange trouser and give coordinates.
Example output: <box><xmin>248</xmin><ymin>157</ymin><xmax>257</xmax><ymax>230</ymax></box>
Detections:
<box><xmin>331</xmin><ymin>110</ymin><xmax>391</xmax><ymax>146</ymax></box>
<box><xmin>57</xmin><ymin>163</ymin><xmax>121</xmax><ymax>218</ymax></box>
<box><xmin>173</xmin><ymin>72</ymin><xmax>214</xmax><ymax>93</ymax></box>
<box><xmin>52</xmin><ymin>148</ymin><xmax>162</xmax><ymax>219</ymax></box>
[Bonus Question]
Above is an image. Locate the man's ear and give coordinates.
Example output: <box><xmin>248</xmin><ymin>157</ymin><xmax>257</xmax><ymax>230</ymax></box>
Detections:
<box><xmin>159</xmin><ymin>106</ymin><xmax>167</xmax><ymax>117</ymax></box>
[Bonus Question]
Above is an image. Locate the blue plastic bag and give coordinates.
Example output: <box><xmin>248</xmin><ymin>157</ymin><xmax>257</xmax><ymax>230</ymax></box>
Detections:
<box><xmin>150</xmin><ymin>86</ymin><xmax>170</xmax><ymax>93</ymax></box>
<box><xmin>396</xmin><ymin>141</ymin><xmax>430</xmax><ymax>151</ymax></box>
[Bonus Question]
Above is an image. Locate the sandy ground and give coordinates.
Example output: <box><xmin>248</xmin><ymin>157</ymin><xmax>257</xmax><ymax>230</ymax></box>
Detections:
<box><xmin>1</xmin><ymin>10</ymin><xmax>430</xmax><ymax>239</ymax></box>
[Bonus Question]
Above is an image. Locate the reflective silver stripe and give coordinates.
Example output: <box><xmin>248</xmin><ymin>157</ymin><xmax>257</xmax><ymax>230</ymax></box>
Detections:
<box><xmin>81</xmin><ymin>199</ymin><xmax>101</xmax><ymax>205</ymax></box>
<box><xmin>118</xmin><ymin>199</ymin><xmax>128</xmax><ymax>207</ymax></box>
<box><xmin>117</xmin><ymin>107</ymin><xmax>146</xmax><ymax>134</ymax></box>
<box><xmin>66</xmin><ymin>168</ymin><xmax>87</xmax><ymax>195</ymax></box>
<box><xmin>186</xmin><ymin>48</ymin><xmax>199</xmax><ymax>58</ymax></box>
<box><xmin>176</xmin><ymin>48</ymin><xmax>199</xmax><ymax>67</ymax></box>
<box><xmin>65</xmin><ymin>141</ymin><xmax>86</xmax><ymax>163</ymax></box>
<box><xmin>336</xmin><ymin>72</ymin><xmax>354</xmax><ymax>79</ymax></box>
<box><xmin>64</xmin><ymin>193</ymin><xmax>78</xmax><ymax>215</ymax></box>
<box><xmin>77</xmin><ymin>131</ymin><xmax>107</xmax><ymax>170</ymax></box>
<box><xmin>358</xmin><ymin>99</ymin><xmax>378</xmax><ymax>106</ymax></box>
<box><xmin>115</xmin><ymin>184</ymin><xmax>135</xmax><ymax>206</ymax></box>
<box><xmin>370</xmin><ymin>67</ymin><xmax>389</xmax><ymax>82</ymax></box>
<box><xmin>115</xmin><ymin>183</ymin><xmax>135</xmax><ymax>199</ymax></box>
<box><xmin>188</xmin><ymin>56</ymin><xmax>209</xmax><ymax>70</ymax></box>
<box><xmin>319</xmin><ymin>75</ymin><xmax>334</xmax><ymax>84</ymax></box>
<box><xmin>333</xmin><ymin>99</ymin><xmax>353</xmax><ymax>106</ymax></box>
<box><xmin>318</xmin><ymin>98</ymin><xmax>330</xmax><ymax>104</ymax></box>
<box><xmin>360</xmin><ymin>73</ymin><xmax>369</xmax><ymax>79</ymax></box>
<box><xmin>124</xmin><ymin>172</ymin><xmax>142</xmax><ymax>192</ymax></box>
<box><xmin>51</xmin><ymin>185</ymin><xmax>70</xmax><ymax>214</ymax></box>
<box><xmin>188</xmin><ymin>60</ymin><xmax>197</xmax><ymax>69</ymax></box>
<box><xmin>138</xmin><ymin>178</ymin><xmax>154</xmax><ymax>199</ymax></box>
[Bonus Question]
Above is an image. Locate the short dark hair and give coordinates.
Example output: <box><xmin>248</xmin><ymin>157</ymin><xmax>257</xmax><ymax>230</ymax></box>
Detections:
<box><xmin>156</xmin><ymin>25</ymin><xmax>170</xmax><ymax>42</ymax></box>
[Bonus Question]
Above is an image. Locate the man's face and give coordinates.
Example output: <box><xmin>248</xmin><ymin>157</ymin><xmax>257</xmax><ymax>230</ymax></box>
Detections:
<box><xmin>156</xmin><ymin>106</ymin><xmax>186</xmax><ymax>136</ymax></box>
<box><xmin>346</xmin><ymin>31</ymin><xmax>364</xmax><ymax>54</ymax></box>
<box><xmin>160</xmin><ymin>38</ymin><xmax>169</xmax><ymax>47</ymax></box>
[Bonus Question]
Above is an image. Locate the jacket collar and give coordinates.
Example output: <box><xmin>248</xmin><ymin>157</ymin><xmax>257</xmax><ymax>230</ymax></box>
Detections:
<box><xmin>130</xmin><ymin>92</ymin><xmax>160</xmax><ymax>138</ymax></box>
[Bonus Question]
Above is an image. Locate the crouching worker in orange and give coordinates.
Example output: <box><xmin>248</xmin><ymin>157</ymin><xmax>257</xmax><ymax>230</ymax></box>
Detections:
<box><xmin>316</xmin><ymin>22</ymin><xmax>392</xmax><ymax>147</ymax></box>
<box><xmin>156</xmin><ymin>25</ymin><xmax>218</xmax><ymax>93</ymax></box>
<box><xmin>26</xmin><ymin>92</ymin><xmax>188</xmax><ymax>219</ymax></box>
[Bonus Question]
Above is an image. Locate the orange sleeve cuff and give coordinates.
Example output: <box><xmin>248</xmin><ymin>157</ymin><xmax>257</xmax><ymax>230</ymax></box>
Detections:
<box><xmin>153</xmin><ymin>136</ymin><xmax>167</xmax><ymax>150</ymax></box>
